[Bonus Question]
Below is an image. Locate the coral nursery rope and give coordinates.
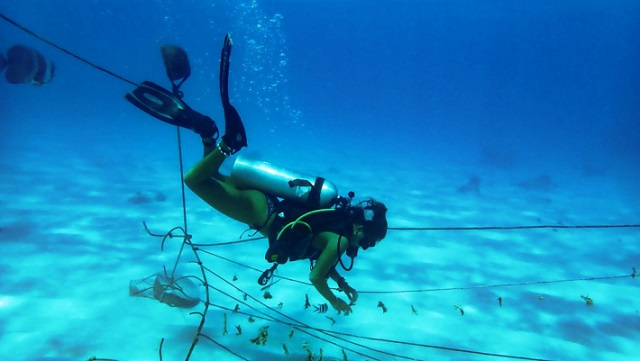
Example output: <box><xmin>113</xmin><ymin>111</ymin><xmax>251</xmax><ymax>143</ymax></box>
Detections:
<box><xmin>204</xmin><ymin>267</ymin><xmax>552</xmax><ymax>361</ymax></box>
<box><xmin>388</xmin><ymin>223</ymin><xmax>640</xmax><ymax>231</ymax></box>
<box><xmin>201</xmin><ymin>249</ymin><xmax>637</xmax><ymax>294</ymax></box>
<box><xmin>188</xmin><ymin>223</ymin><xmax>640</xmax><ymax>248</ymax></box>
<box><xmin>357</xmin><ymin>271</ymin><xmax>636</xmax><ymax>294</ymax></box>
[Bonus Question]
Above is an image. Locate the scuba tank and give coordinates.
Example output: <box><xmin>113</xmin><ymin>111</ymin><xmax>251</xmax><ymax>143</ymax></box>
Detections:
<box><xmin>230</xmin><ymin>156</ymin><xmax>339</xmax><ymax>208</ymax></box>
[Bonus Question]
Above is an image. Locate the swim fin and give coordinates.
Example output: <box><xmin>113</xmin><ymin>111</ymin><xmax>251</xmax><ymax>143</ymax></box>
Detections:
<box><xmin>219</xmin><ymin>34</ymin><xmax>247</xmax><ymax>154</ymax></box>
<box><xmin>126</xmin><ymin>81</ymin><xmax>218</xmax><ymax>140</ymax></box>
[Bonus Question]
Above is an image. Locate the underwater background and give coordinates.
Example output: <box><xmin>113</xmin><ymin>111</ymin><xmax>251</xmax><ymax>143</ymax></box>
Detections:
<box><xmin>1</xmin><ymin>1</ymin><xmax>639</xmax><ymax>360</ymax></box>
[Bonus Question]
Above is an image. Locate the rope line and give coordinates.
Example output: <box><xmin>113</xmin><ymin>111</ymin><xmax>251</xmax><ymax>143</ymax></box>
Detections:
<box><xmin>0</xmin><ymin>12</ymin><xmax>139</xmax><ymax>86</ymax></box>
<box><xmin>318</xmin><ymin>330</ymin><xmax>553</xmax><ymax>361</ymax></box>
<box><xmin>389</xmin><ymin>223</ymin><xmax>640</xmax><ymax>231</ymax></box>
<box><xmin>198</xmin><ymin>249</ymin><xmax>637</xmax><ymax>295</ymax></box>
<box><xmin>205</xmin><ymin>289</ymin><xmax>381</xmax><ymax>360</ymax></box>
<box><xmin>197</xmin><ymin>249</ymin><xmax>312</xmax><ymax>286</ymax></box>
<box><xmin>203</xmin><ymin>268</ymin><xmax>552</xmax><ymax>361</ymax></box>
<box><xmin>206</xmin><ymin>302</ymin><xmax>553</xmax><ymax>361</ymax></box>
<box><xmin>203</xmin><ymin>268</ymin><xmax>383</xmax><ymax>360</ymax></box>
<box><xmin>198</xmin><ymin>334</ymin><xmax>249</xmax><ymax>361</ymax></box>
<box><xmin>186</xmin><ymin>223</ymin><xmax>640</xmax><ymax>248</ymax></box>
<box><xmin>358</xmin><ymin>272</ymin><xmax>636</xmax><ymax>294</ymax></box>
<box><xmin>191</xmin><ymin>236</ymin><xmax>265</xmax><ymax>247</ymax></box>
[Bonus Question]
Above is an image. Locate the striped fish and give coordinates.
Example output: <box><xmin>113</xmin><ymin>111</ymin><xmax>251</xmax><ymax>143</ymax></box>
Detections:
<box><xmin>313</xmin><ymin>303</ymin><xmax>328</xmax><ymax>313</ymax></box>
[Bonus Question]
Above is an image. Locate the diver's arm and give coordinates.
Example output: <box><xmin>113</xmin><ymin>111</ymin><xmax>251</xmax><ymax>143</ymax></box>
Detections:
<box><xmin>328</xmin><ymin>270</ymin><xmax>344</xmax><ymax>286</ymax></box>
<box><xmin>310</xmin><ymin>233</ymin><xmax>352</xmax><ymax>315</ymax></box>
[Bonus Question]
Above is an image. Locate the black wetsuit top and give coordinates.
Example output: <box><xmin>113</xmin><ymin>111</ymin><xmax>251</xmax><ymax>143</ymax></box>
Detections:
<box><xmin>265</xmin><ymin>199</ymin><xmax>354</xmax><ymax>265</ymax></box>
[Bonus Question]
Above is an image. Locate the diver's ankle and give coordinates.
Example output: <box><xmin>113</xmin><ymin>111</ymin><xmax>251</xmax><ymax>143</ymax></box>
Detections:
<box><xmin>201</xmin><ymin>137</ymin><xmax>216</xmax><ymax>157</ymax></box>
<box><xmin>217</xmin><ymin>141</ymin><xmax>233</xmax><ymax>158</ymax></box>
<box><xmin>221</xmin><ymin>130</ymin><xmax>246</xmax><ymax>154</ymax></box>
<box><xmin>202</xmin><ymin>136</ymin><xmax>216</xmax><ymax>147</ymax></box>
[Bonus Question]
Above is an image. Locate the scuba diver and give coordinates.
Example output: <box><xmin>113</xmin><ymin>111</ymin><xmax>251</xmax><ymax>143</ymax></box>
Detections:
<box><xmin>0</xmin><ymin>44</ymin><xmax>55</xmax><ymax>85</ymax></box>
<box><xmin>126</xmin><ymin>34</ymin><xmax>388</xmax><ymax>315</ymax></box>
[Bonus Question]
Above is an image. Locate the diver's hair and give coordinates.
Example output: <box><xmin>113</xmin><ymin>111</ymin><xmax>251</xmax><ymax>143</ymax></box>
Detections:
<box><xmin>354</xmin><ymin>198</ymin><xmax>388</xmax><ymax>241</ymax></box>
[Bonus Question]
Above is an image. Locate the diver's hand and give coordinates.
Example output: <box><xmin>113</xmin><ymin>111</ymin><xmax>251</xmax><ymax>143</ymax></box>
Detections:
<box><xmin>340</xmin><ymin>283</ymin><xmax>359</xmax><ymax>304</ymax></box>
<box><xmin>331</xmin><ymin>297</ymin><xmax>353</xmax><ymax>316</ymax></box>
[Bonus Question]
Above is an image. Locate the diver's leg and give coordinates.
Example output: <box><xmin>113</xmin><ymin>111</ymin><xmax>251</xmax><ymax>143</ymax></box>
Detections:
<box><xmin>186</xmin><ymin>34</ymin><xmax>261</xmax><ymax>227</ymax></box>
<box><xmin>202</xmin><ymin>138</ymin><xmax>217</xmax><ymax>157</ymax></box>
<box><xmin>201</xmin><ymin>138</ymin><xmax>229</xmax><ymax>182</ymax></box>
<box><xmin>184</xmin><ymin>141</ymin><xmax>268</xmax><ymax>229</ymax></box>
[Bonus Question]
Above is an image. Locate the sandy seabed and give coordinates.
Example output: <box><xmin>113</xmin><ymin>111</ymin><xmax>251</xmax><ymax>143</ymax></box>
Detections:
<box><xmin>1</xmin><ymin>139</ymin><xmax>638</xmax><ymax>361</ymax></box>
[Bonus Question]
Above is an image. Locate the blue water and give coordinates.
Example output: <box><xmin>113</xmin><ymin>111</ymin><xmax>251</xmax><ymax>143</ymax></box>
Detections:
<box><xmin>1</xmin><ymin>1</ymin><xmax>639</xmax><ymax>360</ymax></box>
<box><xmin>3</xmin><ymin>1</ymin><xmax>639</xmax><ymax>170</ymax></box>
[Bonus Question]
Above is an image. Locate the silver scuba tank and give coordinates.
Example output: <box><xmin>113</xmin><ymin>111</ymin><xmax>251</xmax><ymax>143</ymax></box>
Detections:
<box><xmin>230</xmin><ymin>156</ymin><xmax>338</xmax><ymax>208</ymax></box>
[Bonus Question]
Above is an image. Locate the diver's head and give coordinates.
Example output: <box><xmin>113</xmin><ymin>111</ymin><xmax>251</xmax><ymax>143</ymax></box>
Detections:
<box><xmin>351</xmin><ymin>198</ymin><xmax>388</xmax><ymax>251</ymax></box>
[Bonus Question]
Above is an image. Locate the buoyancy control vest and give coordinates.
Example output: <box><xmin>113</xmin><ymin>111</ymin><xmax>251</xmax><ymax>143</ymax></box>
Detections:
<box><xmin>265</xmin><ymin>200</ymin><xmax>355</xmax><ymax>265</ymax></box>
<box><xmin>229</xmin><ymin>156</ymin><xmax>356</xmax><ymax>265</ymax></box>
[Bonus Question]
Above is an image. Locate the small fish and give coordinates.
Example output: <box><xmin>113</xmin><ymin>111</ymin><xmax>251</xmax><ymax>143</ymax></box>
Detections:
<box><xmin>302</xmin><ymin>342</ymin><xmax>313</xmax><ymax>361</ymax></box>
<box><xmin>342</xmin><ymin>348</ymin><xmax>348</xmax><ymax>361</ymax></box>
<box><xmin>222</xmin><ymin>314</ymin><xmax>228</xmax><ymax>335</ymax></box>
<box><xmin>314</xmin><ymin>303</ymin><xmax>329</xmax><ymax>313</ymax></box>
<box><xmin>411</xmin><ymin>305</ymin><xmax>418</xmax><ymax>315</ymax></box>
<box><xmin>232</xmin><ymin>275</ymin><xmax>238</xmax><ymax>281</ymax></box>
<box><xmin>580</xmin><ymin>295</ymin><xmax>594</xmax><ymax>306</ymax></box>
<box><xmin>377</xmin><ymin>301</ymin><xmax>388</xmax><ymax>313</ymax></box>
<box><xmin>233</xmin><ymin>304</ymin><xmax>240</xmax><ymax>313</ymax></box>
<box><xmin>248</xmin><ymin>316</ymin><xmax>255</xmax><ymax>323</ymax></box>
<box><xmin>497</xmin><ymin>297</ymin><xmax>503</xmax><ymax>308</ymax></box>
<box><xmin>243</xmin><ymin>293</ymin><xmax>248</xmax><ymax>301</ymax></box>
<box><xmin>632</xmin><ymin>267</ymin><xmax>637</xmax><ymax>278</ymax></box>
<box><xmin>289</xmin><ymin>330</ymin><xmax>295</xmax><ymax>338</ymax></box>
<box><xmin>264</xmin><ymin>291</ymin><xmax>273</xmax><ymax>299</ymax></box>
<box><xmin>454</xmin><ymin>304</ymin><xmax>464</xmax><ymax>316</ymax></box>
<box><xmin>250</xmin><ymin>326</ymin><xmax>269</xmax><ymax>346</ymax></box>
<box><xmin>283</xmin><ymin>343</ymin><xmax>289</xmax><ymax>355</ymax></box>
<box><xmin>305</xmin><ymin>294</ymin><xmax>311</xmax><ymax>309</ymax></box>
<box><xmin>537</xmin><ymin>295</ymin><xmax>545</xmax><ymax>301</ymax></box>
<box><xmin>235</xmin><ymin>325</ymin><xmax>242</xmax><ymax>336</ymax></box>
<box><xmin>304</xmin><ymin>348</ymin><xmax>312</xmax><ymax>361</ymax></box>
<box><xmin>326</xmin><ymin>316</ymin><xmax>336</xmax><ymax>325</ymax></box>
<box><xmin>277</xmin><ymin>302</ymin><xmax>283</xmax><ymax>309</ymax></box>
